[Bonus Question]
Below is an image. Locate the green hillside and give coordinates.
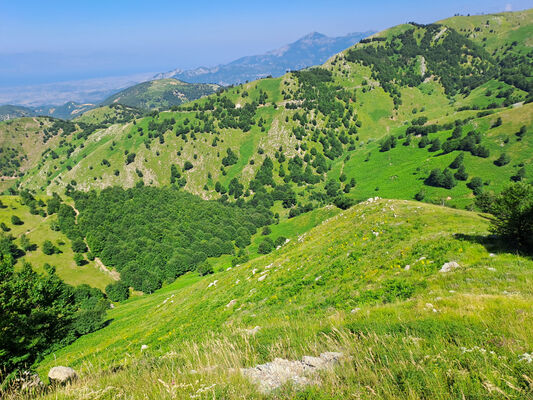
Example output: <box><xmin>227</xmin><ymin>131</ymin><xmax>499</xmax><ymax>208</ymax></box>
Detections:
<box><xmin>1</xmin><ymin>9</ymin><xmax>533</xmax><ymax>399</ymax></box>
<box><xmin>101</xmin><ymin>78</ymin><xmax>220</xmax><ymax>110</ymax></box>
<box><xmin>32</xmin><ymin>199</ymin><xmax>533</xmax><ymax>399</ymax></box>
<box><xmin>0</xmin><ymin>195</ymin><xmax>114</xmax><ymax>290</ymax></box>
<box><xmin>16</xmin><ymin>10</ymin><xmax>532</xmax><ymax>211</ymax></box>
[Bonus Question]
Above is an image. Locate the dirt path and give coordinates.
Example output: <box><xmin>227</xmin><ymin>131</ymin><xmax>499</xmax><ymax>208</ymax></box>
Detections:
<box><xmin>95</xmin><ymin>257</ymin><xmax>120</xmax><ymax>281</ymax></box>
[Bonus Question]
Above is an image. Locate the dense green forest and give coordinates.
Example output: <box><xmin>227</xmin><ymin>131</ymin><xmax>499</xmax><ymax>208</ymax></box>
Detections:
<box><xmin>68</xmin><ymin>187</ymin><xmax>273</xmax><ymax>292</ymax></box>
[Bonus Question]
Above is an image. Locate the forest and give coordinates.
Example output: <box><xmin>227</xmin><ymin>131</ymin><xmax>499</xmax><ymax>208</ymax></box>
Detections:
<box><xmin>68</xmin><ymin>187</ymin><xmax>273</xmax><ymax>292</ymax></box>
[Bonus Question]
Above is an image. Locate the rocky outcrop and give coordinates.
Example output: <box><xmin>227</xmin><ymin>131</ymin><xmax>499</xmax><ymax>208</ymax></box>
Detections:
<box><xmin>48</xmin><ymin>366</ymin><xmax>77</xmax><ymax>385</ymax></box>
<box><xmin>241</xmin><ymin>352</ymin><xmax>343</xmax><ymax>393</ymax></box>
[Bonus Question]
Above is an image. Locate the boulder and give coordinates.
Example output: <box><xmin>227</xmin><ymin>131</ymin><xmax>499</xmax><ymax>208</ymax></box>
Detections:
<box><xmin>440</xmin><ymin>261</ymin><xmax>460</xmax><ymax>273</ymax></box>
<box><xmin>48</xmin><ymin>366</ymin><xmax>77</xmax><ymax>385</ymax></box>
<box><xmin>241</xmin><ymin>352</ymin><xmax>343</xmax><ymax>393</ymax></box>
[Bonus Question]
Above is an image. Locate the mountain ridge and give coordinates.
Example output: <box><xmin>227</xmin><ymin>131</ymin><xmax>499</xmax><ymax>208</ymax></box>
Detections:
<box><xmin>154</xmin><ymin>30</ymin><xmax>375</xmax><ymax>85</ymax></box>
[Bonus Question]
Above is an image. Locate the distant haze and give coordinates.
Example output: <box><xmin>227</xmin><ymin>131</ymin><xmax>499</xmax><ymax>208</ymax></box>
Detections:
<box><xmin>1</xmin><ymin>0</ymin><xmax>531</xmax><ymax>105</ymax></box>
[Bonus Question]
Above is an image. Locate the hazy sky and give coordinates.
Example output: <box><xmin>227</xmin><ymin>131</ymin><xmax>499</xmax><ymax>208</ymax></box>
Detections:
<box><xmin>1</xmin><ymin>0</ymin><xmax>532</xmax><ymax>86</ymax></box>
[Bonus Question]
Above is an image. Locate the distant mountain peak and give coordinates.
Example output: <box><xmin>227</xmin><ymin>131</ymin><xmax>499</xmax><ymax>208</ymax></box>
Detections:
<box><xmin>153</xmin><ymin>30</ymin><xmax>375</xmax><ymax>86</ymax></box>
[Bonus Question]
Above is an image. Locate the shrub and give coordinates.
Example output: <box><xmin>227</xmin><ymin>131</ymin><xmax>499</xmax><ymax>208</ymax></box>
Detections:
<box><xmin>274</xmin><ymin>236</ymin><xmax>287</xmax><ymax>247</ymax></box>
<box><xmin>105</xmin><ymin>281</ymin><xmax>130</xmax><ymax>302</ymax></box>
<box><xmin>258</xmin><ymin>238</ymin><xmax>275</xmax><ymax>254</ymax></box>
<box><xmin>42</xmin><ymin>240</ymin><xmax>56</xmax><ymax>255</ymax></box>
<box><xmin>72</xmin><ymin>238</ymin><xmax>87</xmax><ymax>253</ymax></box>
<box><xmin>467</xmin><ymin>177</ymin><xmax>484</xmax><ymax>195</ymax></box>
<box><xmin>414</xmin><ymin>189</ymin><xmax>425</xmax><ymax>201</ymax></box>
<box><xmin>454</xmin><ymin>165</ymin><xmax>468</xmax><ymax>181</ymax></box>
<box><xmin>449</xmin><ymin>153</ymin><xmax>464</xmax><ymax>169</ymax></box>
<box><xmin>197</xmin><ymin>261</ymin><xmax>214</xmax><ymax>276</ymax></box>
<box><xmin>494</xmin><ymin>153</ymin><xmax>510</xmax><ymax>166</ymax></box>
<box><xmin>10</xmin><ymin>215</ymin><xmax>23</xmax><ymax>225</ymax></box>
<box><xmin>261</xmin><ymin>226</ymin><xmax>271</xmax><ymax>236</ymax></box>
<box><xmin>486</xmin><ymin>182</ymin><xmax>533</xmax><ymax>250</ymax></box>
<box><xmin>74</xmin><ymin>253</ymin><xmax>85</xmax><ymax>266</ymax></box>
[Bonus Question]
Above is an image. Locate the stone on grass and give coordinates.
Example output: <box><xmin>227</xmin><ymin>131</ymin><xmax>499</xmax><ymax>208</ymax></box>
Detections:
<box><xmin>440</xmin><ymin>261</ymin><xmax>460</xmax><ymax>273</ymax></box>
<box><xmin>48</xmin><ymin>366</ymin><xmax>77</xmax><ymax>385</ymax></box>
<box><xmin>241</xmin><ymin>352</ymin><xmax>343</xmax><ymax>393</ymax></box>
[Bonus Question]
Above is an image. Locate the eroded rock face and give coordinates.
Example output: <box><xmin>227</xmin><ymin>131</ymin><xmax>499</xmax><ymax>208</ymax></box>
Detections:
<box><xmin>241</xmin><ymin>352</ymin><xmax>343</xmax><ymax>393</ymax></box>
<box><xmin>48</xmin><ymin>366</ymin><xmax>77</xmax><ymax>385</ymax></box>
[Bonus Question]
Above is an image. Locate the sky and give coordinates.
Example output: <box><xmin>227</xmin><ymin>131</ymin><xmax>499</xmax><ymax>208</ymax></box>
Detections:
<box><xmin>1</xmin><ymin>0</ymin><xmax>532</xmax><ymax>86</ymax></box>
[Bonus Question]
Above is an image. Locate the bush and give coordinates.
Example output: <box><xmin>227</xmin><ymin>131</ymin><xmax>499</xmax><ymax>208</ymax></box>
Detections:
<box><xmin>449</xmin><ymin>152</ymin><xmax>464</xmax><ymax>169</ymax></box>
<box><xmin>197</xmin><ymin>261</ymin><xmax>214</xmax><ymax>276</ymax></box>
<box><xmin>414</xmin><ymin>189</ymin><xmax>425</xmax><ymax>201</ymax></box>
<box><xmin>74</xmin><ymin>253</ymin><xmax>85</xmax><ymax>266</ymax></box>
<box><xmin>10</xmin><ymin>215</ymin><xmax>23</xmax><ymax>225</ymax></box>
<box><xmin>258</xmin><ymin>238</ymin><xmax>275</xmax><ymax>254</ymax></box>
<box><xmin>105</xmin><ymin>281</ymin><xmax>130</xmax><ymax>302</ymax></box>
<box><xmin>261</xmin><ymin>226</ymin><xmax>271</xmax><ymax>235</ymax></box>
<box><xmin>485</xmin><ymin>183</ymin><xmax>533</xmax><ymax>250</ymax></box>
<box><xmin>42</xmin><ymin>240</ymin><xmax>56</xmax><ymax>255</ymax></box>
<box><xmin>454</xmin><ymin>165</ymin><xmax>468</xmax><ymax>181</ymax></box>
<box><xmin>274</xmin><ymin>236</ymin><xmax>287</xmax><ymax>247</ymax></box>
<box><xmin>494</xmin><ymin>153</ymin><xmax>510</xmax><ymax>167</ymax></box>
<box><xmin>72</xmin><ymin>238</ymin><xmax>87</xmax><ymax>253</ymax></box>
<box><xmin>467</xmin><ymin>177</ymin><xmax>484</xmax><ymax>195</ymax></box>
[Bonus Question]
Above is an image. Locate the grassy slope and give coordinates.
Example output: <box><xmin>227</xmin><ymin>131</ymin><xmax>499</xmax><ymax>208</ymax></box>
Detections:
<box><xmin>0</xmin><ymin>195</ymin><xmax>114</xmax><ymax>290</ymax></box>
<box><xmin>101</xmin><ymin>79</ymin><xmax>220</xmax><ymax>110</ymax></box>
<box><xmin>34</xmin><ymin>199</ymin><xmax>532</xmax><ymax>399</ymax></box>
<box><xmin>439</xmin><ymin>8</ymin><xmax>533</xmax><ymax>56</ymax></box>
<box><xmin>17</xmin><ymin>10</ymin><xmax>533</xmax><ymax>211</ymax></box>
<box><xmin>0</xmin><ymin>117</ymin><xmax>59</xmax><ymax>177</ymax></box>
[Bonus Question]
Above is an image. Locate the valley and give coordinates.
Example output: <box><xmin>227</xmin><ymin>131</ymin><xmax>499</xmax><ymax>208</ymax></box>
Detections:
<box><xmin>0</xmin><ymin>7</ymin><xmax>532</xmax><ymax>400</ymax></box>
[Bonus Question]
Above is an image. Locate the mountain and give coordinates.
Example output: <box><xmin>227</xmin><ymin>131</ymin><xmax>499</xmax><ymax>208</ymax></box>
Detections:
<box><xmin>16</xmin><ymin>10</ymin><xmax>532</xmax><ymax>211</ymax></box>
<box><xmin>154</xmin><ymin>31</ymin><xmax>375</xmax><ymax>85</ymax></box>
<box><xmin>0</xmin><ymin>102</ymin><xmax>97</xmax><ymax>121</ymax></box>
<box><xmin>0</xmin><ymin>79</ymin><xmax>219</xmax><ymax>123</ymax></box>
<box><xmin>32</xmin><ymin>101</ymin><xmax>97</xmax><ymax>120</ymax></box>
<box><xmin>100</xmin><ymin>78</ymin><xmax>220</xmax><ymax>110</ymax></box>
<box><xmin>1</xmin><ymin>9</ymin><xmax>533</xmax><ymax>399</ymax></box>
<box><xmin>0</xmin><ymin>105</ymin><xmax>35</xmax><ymax>121</ymax></box>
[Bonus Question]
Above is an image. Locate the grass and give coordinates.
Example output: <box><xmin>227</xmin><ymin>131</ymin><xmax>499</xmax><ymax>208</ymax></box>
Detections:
<box><xmin>0</xmin><ymin>195</ymin><xmax>114</xmax><ymax>290</ymax></box>
<box><xmin>11</xmin><ymin>199</ymin><xmax>527</xmax><ymax>399</ymax></box>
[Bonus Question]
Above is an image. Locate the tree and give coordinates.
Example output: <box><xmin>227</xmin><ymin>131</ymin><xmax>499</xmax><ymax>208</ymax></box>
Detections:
<box><xmin>449</xmin><ymin>152</ymin><xmax>464</xmax><ymax>169</ymax></box>
<box><xmin>197</xmin><ymin>261</ymin><xmax>214</xmax><ymax>276</ymax></box>
<box><xmin>72</xmin><ymin>238</ymin><xmax>87</xmax><ymax>253</ymax></box>
<box><xmin>467</xmin><ymin>177</ymin><xmax>484</xmax><ymax>195</ymax></box>
<box><xmin>494</xmin><ymin>153</ymin><xmax>510</xmax><ymax>167</ymax></box>
<box><xmin>42</xmin><ymin>240</ymin><xmax>56</xmax><ymax>255</ymax></box>
<box><xmin>484</xmin><ymin>183</ymin><xmax>533</xmax><ymax>250</ymax></box>
<box><xmin>105</xmin><ymin>281</ymin><xmax>130</xmax><ymax>302</ymax></box>
<box><xmin>429</xmin><ymin>138</ymin><xmax>441</xmax><ymax>152</ymax></box>
<box><xmin>74</xmin><ymin>253</ymin><xmax>85</xmax><ymax>266</ymax></box>
<box><xmin>10</xmin><ymin>215</ymin><xmax>23</xmax><ymax>225</ymax></box>
<box><xmin>454</xmin><ymin>165</ymin><xmax>468</xmax><ymax>181</ymax></box>
<box><xmin>19</xmin><ymin>234</ymin><xmax>36</xmax><ymax>252</ymax></box>
<box><xmin>258</xmin><ymin>238</ymin><xmax>274</xmax><ymax>254</ymax></box>
<box><xmin>183</xmin><ymin>161</ymin><xmax>194</xmax><ymax>170</ymax></box>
